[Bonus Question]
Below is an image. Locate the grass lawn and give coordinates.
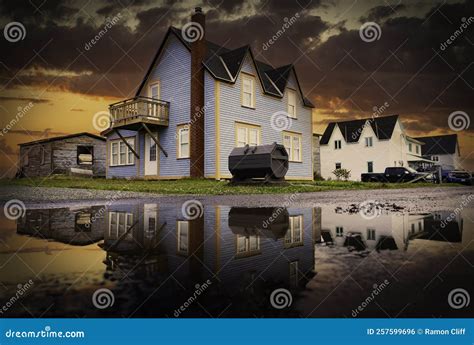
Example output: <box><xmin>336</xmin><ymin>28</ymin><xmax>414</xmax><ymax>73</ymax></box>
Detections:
<box><xmin>0</xmin><ymin>176</ymin><xmax>460</xmax><ymax>195</ymax></box>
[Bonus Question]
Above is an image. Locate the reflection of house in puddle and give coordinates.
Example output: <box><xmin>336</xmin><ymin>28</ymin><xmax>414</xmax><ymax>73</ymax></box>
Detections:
<box><xmin>101</xmin><ymin>204</ymin><xmax>317</xmax><ymax>315</ymax></box>
<box><xmin>17</xmin><ymin>206</ymin><xmax>106</xmax><ymax>245</ymax></box>
<box><xmin>319</xmin><ymin>208</ymin><xmax>465</xmax><ymax>252</ymax></box>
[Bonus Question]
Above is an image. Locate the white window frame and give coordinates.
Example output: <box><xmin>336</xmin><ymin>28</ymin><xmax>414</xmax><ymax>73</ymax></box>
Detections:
<box><xmin>235</xmin><ymin>122</ymin><xmax>261</xmax><ymax>147</ymax></box>
<box><xmin>335</xmin><ymin>162</ymin><xmax>342</xmax><ymax>170</ymax></box>
<box><xmin>109</xmin><ymin>138</ymin><xmax>135</xmax><ymax>166</ymax></box>
<box><xmin>367</xmin><ymin>161</ymin><xmax>374</xmax><ymax>173</ymax></box>
<box><xmin>177</xmin><ymin>221</ymin><xmax>189</xmax><ymax>255</ymax></box>
<box><xmin>284</xmin><ymin>215</ymin><xmax>303</xmax><ymax>247</ymax></box>
<box><xmin>334</xmin><ymin>140</ymin><xmax>342</xmax><ymax>150</ymax></box>
<box><xmin>108</xmin><ymin>212</ymin><xmax>134</xmax><ymax>239</ymax></box>
<box><xmin>365</xmin><ymin>137</ymin><xmax>373</xmax><ymax>147</ymax></box>
<box><xmin>236</xmin><ymin>235</ymin><xmax>260</xmax><ymax>256</ymax></box>
<box><xmin>177</xmin><ymin>125</ymin><xmax>190</xmax><ymax>159</ymax></box>
<box><xmin>287</xmin><ymin>89</ymin><xmax>297</xmax><ymax>118</ymax></box>
<box><xmin>408</xmin><ymin>143</ymin><xmax>412</xmax><ymax>152</ymax></box>
<box><xmin>283</xmin><ymin>131</ymin><xmax>302</xmax><ymax>162</ymax></box>
<box><xmin>241</xmin><ymin>74</ymin><xmax>255</xmax><ymax>108</ymax></box>
<box><xmin>148</xmin><ymin>81</ymin><xmax>160</xmax><ymax>99</ymax></box>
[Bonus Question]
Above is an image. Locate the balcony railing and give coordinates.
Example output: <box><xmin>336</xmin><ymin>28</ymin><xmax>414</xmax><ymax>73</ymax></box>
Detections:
<box><xmin>109</xmin><ymin>96</ymin><xmax>170</xmax><ymax>128</ymax></box>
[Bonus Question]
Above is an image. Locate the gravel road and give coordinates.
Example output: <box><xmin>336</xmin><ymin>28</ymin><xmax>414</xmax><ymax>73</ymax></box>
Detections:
<box><xmin>0</xmin><ymin>185</ymin><xmax>472</xmax><ymax>212</ymax></box>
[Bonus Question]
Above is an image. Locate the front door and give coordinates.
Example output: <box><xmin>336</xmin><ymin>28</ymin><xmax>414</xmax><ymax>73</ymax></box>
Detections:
<box><xmin>145</xmin><ymin>133</ymin><xmax>158</xmax><ymax>176</ymax></box>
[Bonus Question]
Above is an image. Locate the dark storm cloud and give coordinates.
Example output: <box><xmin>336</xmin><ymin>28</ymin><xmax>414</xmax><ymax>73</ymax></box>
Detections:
<box><xmin>0</xmin><ymin>96</ymin><xmax>51</xmax><ymax>103</ymax></box>
<box><xmin>360</xmin><ymin>4</ymin><xmax>406</xmax><ymax>23</ymax></box>
<box><xmin>0</xmin><ymin>0</ymin><xmax>472</xmax><ymax>137</ymax></box>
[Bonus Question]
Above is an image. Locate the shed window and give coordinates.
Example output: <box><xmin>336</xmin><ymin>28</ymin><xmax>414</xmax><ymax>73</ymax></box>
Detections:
<box><xmin>77</xmin><ymin>146</ymin><xmax>93</xmax><ymax>165</ymax></box>
<box><xmin>40</xmin><ymin>146</ymin><xmax>46</xmax><ymax>165</ymax></box>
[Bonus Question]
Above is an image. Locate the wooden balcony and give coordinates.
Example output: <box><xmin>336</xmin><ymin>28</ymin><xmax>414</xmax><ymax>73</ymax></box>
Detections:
<box><xmin>109</xmin><ymin>97</ymin><xmax>169</xmax><ymax>130</ymax></box>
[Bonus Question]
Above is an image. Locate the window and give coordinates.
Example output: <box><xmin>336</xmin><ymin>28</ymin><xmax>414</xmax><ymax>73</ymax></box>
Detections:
<box><xmin>110</xmin><ymin>139</ymin><xmax>135</xmax><ymax>166</ymax></box>
<box><xmin>177</xmin><ymin>221</ymin><xmax>189</xmax><ymax>255</ymax></box>
<box><xmin>289</xmin><ymin>261</ymin><xmax>299</xmax><ymax>287</ymax></box>
<box><xmin>40</xmin><ymin>146</ymin><xmax>45</xmax><ymax>165</ymax></box>
<box><xmin>149</xmin><ymin>141</ymin><xmax>157</xmax><ymax>161</ymax></box>
<box><xmin>367</xmin><ymin>228</ymin><xmax>376</xmax><ymax>241</ymax></box>
<box><xmin>22</xmin><ymin>150</ymin><xmax>29</xmax><ymax>166</ymax></box>
<box><xmin>177</xmin><ymin>125</ymin><xmax>190</xmax><ymax>158</ymax></box>
<box><xmin>334</xmin><ymin>140</ymin><xmax>342</xmax><ymax>150</ymax></box>
<box><xmin>241</xmin><ymin>74</ymin><xmax>255</xmax><ymax>108</ymax></box>
<box><xmin>335</xmin><ymin>162</ymin><xmax>341</xmax><ymax>170</ymax></box>
<box><xmin>149</xmin><ymin>81</ymin><xmax>160</xmax><ymax>99</ymax></box>
<box><xmin>75</xmin><ymin>212</ymin><xmax>91</xmax><ymax>232</ymax></box>
<box><xmin>365</xmin><ymin>137</ymin><xmax>373</xmax><ymax>147</ymax></box>
<box><xmin>287</xmin><ymin>89</ymin><xmax>297</xmax><ymax>118</ymax></box>
<box><xmin>77</xmin><ymin>146</ymin><xmax>93</xmax><ymax>165</ymax></box>
<box><xmin>415</xmin><ymin>145</ymin><xmax>419</xmax><ymax>154</ymax></box>
<box><xmin>108</xmin><ymin>212</ymin><xmax>134</xmax><ymax>239</ymax></box>
<box><xmin>367</xmin><ymin>161</ymin><xmax>373</xmax><ymax>173</ymax></box>
<box><xmin>236</xmin><ymin>235</ymin><xmax>260</xmax><ymax>256</ymax></box>
<box><xmin>336</xmin><ymin>226</ymin><xmax>344</xmax><ymax>237</ymax></box>
<box><xmin>235</xmin><ymin>122</ymin><xmax>260</xmax><ymax>147</ymax></box>
<box><xmin>408</xmin><ymin>143</ymin><xmax>412</xmax><ymax>152</ymax></box>
<box><xmin>431</xmin><ymin>156</ymin><xmax>439</xmax><ymax>161</ymax></box>
<box><xmin>283</xmin><ymin>131</ymin><xmax>302</xmax><ymax>162</ymax></box>
<box><xmin>284</xmin><ymin>215</ymin><xmax>303</xmax><ymax>247</ymax></box>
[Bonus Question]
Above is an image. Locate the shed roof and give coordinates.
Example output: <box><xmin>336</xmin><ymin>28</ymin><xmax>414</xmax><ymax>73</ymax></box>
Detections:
<box><xmin>19</xmin><ymin>132</ymin><xmax>105</xmax><ymax>146</ymax></box>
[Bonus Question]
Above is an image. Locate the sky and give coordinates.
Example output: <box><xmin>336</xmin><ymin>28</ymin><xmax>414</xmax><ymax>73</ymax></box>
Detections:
<box><xmin>0</xmin><ymin>0</ymin><xmax>472</xmax><ymax>177</ymax></box>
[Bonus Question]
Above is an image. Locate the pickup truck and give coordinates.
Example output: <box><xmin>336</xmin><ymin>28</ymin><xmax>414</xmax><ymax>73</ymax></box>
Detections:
<box><xmin>435</xmin><ymin>165</ymin><xmax>472</xmax><ymax>185</ymax></box>
<box><xmin>361</xmin><ymin>167</ymin><xmax>428</xmax><ymax>183</ymax></box>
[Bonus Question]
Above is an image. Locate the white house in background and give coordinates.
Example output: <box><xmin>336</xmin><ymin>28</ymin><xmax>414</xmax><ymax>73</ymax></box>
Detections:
<box><xmin>319</xmin><ymin>114</ymin><xmax>430</xmax><ymax>181</ymax></box>
<box><xmin>415</xmin><ymin>134</ymin><xmax>461</xmax><ymax>169</ymax></box>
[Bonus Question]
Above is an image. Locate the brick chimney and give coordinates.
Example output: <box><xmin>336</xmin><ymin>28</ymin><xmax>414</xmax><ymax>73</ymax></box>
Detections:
<box><xmin>190</xmin><ymin>7</ymin><xmax>206</xmax><ymax>178</ymax></box>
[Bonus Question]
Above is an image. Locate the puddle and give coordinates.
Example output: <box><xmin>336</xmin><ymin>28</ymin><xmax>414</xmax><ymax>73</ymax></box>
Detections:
<box><xmin>0</xmin><ymin>201</ymin><xmax>472</xmax><ymax>318</ymax></box>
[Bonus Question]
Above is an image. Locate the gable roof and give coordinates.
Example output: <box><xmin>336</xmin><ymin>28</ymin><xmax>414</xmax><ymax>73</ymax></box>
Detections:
<box><xmin>320</xmin><ymin>115</ymin><xmax>399</xmax><ymax>145</ymax></box>
<box><xmin>415</xmin><ymin>134</ymin><xmax>459</xmax><ymax>155</ymax></box>
<box><xmin>19</xmin><ymin>132</ymin><xmax>105</xmax><ymax>146</ymax></box>
<box><xmin>135</xmin><ymin>26</ymin><xmax>314</xmax><ymax>108</ymax></box>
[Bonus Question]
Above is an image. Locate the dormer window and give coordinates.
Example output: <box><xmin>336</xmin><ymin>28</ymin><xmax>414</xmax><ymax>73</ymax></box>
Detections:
<box><xmin>365</xmin><ymin>137</ymin><xmax>373</xmax><ymax>147</ymax></box>
<box><xmin>334</xmin><ymin>140</ymin><xmax>342</xmax><ymax>150</ymax></box>
<box><xmin>287</xmin><ymin>89</ymin><xmax>296</xmax><ymax>118</ymax></box>
<box><xmin>241</xmin><ymin>74</ymin><xmax>255</xmax><ymax>108</ymax></box>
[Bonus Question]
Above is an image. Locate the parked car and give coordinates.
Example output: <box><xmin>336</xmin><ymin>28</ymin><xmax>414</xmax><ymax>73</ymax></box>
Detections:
<box><xmin>361</xmin><ymin>167</ymin><xmax>429</xmax><ymax>183</ymax></box>
<box><xmin>435</xmin><ymin>165</ymin><xmax>472</xmax><ymax>185</ymax></box>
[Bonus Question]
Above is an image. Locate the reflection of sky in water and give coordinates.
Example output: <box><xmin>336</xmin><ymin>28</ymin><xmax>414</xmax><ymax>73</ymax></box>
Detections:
<box><xmin>0</xmin><ymin>202</ymin><xmax>472</xmax><ymax>318</ymax></box>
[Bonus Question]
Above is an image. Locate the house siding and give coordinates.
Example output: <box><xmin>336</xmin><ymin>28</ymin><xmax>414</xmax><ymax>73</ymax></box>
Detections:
<box><xmin>204</xmin><ymin>71</ymin><xmax>216</xmax><ymax>177</ymax></box>
<box><xmin>217</xmin><ymin>53</ymin><xmax>313</xmax><ymax>179</ymax></box>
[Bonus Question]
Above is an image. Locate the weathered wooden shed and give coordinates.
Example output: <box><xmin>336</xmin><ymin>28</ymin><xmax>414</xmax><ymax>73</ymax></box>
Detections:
<box><xmin>18</xmin><ymin>132</ymin><xmax>106</xmax><ymax>178</ymax></box>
